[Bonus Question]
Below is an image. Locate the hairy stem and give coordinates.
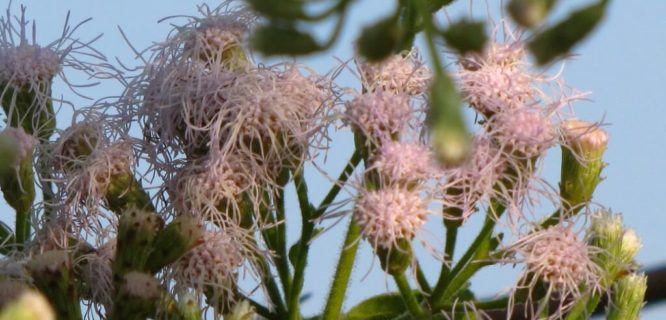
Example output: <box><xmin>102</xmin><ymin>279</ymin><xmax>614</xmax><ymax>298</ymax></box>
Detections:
<box><xmin>288</xmin><ymin>170</ymin><xmax>315</xmax><ymax>320</ymax></box>
<box><xmin>394</xmin><ymin>272</ymin><xmax>429</xmax><ymax>320</ymax></box>
<box><xmin>322</xmin><ymin>217</ymin><xmax>362</xmax><ymax>319</ymax></box>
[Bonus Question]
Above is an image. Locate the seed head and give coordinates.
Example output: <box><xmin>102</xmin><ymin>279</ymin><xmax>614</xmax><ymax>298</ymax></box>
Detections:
<box><xmin>354</xmin><ymin>187</ymin><xmax>428</xmax><ymax>249</ymax></box>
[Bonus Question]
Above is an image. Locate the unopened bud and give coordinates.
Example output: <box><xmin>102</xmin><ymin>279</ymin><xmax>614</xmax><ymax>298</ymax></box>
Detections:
<box><xmin>26</xmin><ymin>250</ymin><xmax>82</xmax><ymax>320</ymax></box>
<box><xmin>619</xmin><ymin>229</ymin><xmax>642</xmax><ymax>264</ymax></box>
<box><xmin>113</xmin><ymin>272</ymin><xmax>159</xmax><ymax>319</ymax></box>
<box><xmin>590</xmin><ymin>211</ymin><xmax>642</xmax><ymax>285</ymax></box>
<box><xmin>606</xmin><ymin>273</ymin><xmax>647</xmax><ymax>320</ymax></box>
<box><xmin>114</xmin><ymin>207</ymin><xmax>162</xmax><ymax>274</ymax></box>
<box><xmin>560</xmin><ymin>120</ymin><xmax>607</xmax><ymax>211</ymax></box>
<box><xmin>147</xmin><ymin>215</ymin><xmax>204</xmax><ymax>273</ymax></box>
<box><xmin>428</xmin><ymin>74</ymin><xmax>471</xmax><ymax>166</ymax></box>
<box><xmin>376</xmin><ymin>238</ymin><xmax>413</xmax><ymax>276</ymax></box>
<box><xmin>508</xmin><ymin>0</ymin><xmax>556</xmax><ymax>28</ymax></box>
<box><xmin>226</xmin><ymin>300</ymin><xmax>255</xmax><ymax>320</ymax></box>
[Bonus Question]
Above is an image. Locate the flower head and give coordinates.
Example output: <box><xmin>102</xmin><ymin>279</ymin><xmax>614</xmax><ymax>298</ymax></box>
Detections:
<box><xmin>345</xmin><ymin>91</ymin><xmax>413</xmax><ymax>142</ymax></box>
<box><xmin>354</xmin><ymin>187</ymin><xmax>428</xmax><ymax>249</ymax></box>
<box><xmin>370</xmin><ymin>140</ymin><xmax>435</xmax><ymax>187</ymax></box>
<box><xmin>0</xmin><ymin>127</ymin><xmax>36</xmax><ymax>168</ymax></box>
<box><xmin>490</xmin><ymin>107</ymin><xmax>556</xmax><ymax>158</ymax></box>
<box><xmin>506</xmin><ymin>225</ymin><xmax>601</xmax><ymax>318</ymax></box>
<box><xmin>357</xmin><ymin>49</ymin><xmax>431</xmax><ymax>95</ymax></box>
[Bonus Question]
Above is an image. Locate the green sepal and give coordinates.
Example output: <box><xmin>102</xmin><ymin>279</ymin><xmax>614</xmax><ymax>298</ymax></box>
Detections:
<box><xmin>559</xmin><ymin>145</ymin><xmax>604</xmax><ymax>212</ymax></box>
<box><xmin>442</xmin><ymin>19</ymin><xmax>487</xmax><ymax>55</ymax></box>
<box><xmin>528</xmin><ymin>0</ymin><xmax>608</xmax><ymax>65</ymax></box>
<box><xmin>146</xmin><ymin>215</ymin><xmax>204</xmax><ymax>273</ymax></box>
<box><xmin>111</xmin><ymin>272</ymin><xmax>160</xmax><ymax>320</ymax></box>
<box><xmin>0</xmin><ymin>82</ymin><xmax>56</xmax><ymax>141</ymax></box>
<box><xmin>105</xmin><ymin>171</ymin><xmax>155</xmax><ymax>214</ymax></box>
<box><xmin>606</xmin><ymin>273</ymin><xmax>647</xmax><ymax>320</ymax></box>
<box><xmin>376</xmin><ymin>239</ymin><xmax>413</xmax><ymax>276</ymax></box>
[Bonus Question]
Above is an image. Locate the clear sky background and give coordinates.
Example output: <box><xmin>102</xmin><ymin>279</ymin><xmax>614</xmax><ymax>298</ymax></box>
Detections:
<box><xmin>3</xmin><ymin>0</ymin><xmax>666</xmax><ymax>318</ymax></box>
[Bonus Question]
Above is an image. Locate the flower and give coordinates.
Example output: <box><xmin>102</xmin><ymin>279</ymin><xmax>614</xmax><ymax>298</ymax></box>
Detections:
<box><xmin>505</xmin><ymin>225</ymin><xmax>602</xmax><ymax>319</ymax></box>
<box><xmin>354</xmin><ymin>187</ymin><xmax>428</xmax><ymax>249</ymax></box>
<box><xmin>345</xmin><ymin>91</ymin><xmax>412</xmax><ymax>142</ymax></box>
<box><xmin>490</xmin><ymin>107</ymin><xmax>556</xmax><ymax>158</ymax></box>
<box><xmin>357</xmin><ymin>49</ymin><xmax>431</xmax><ymax>95</ymax></box>
<box><xmin>370</xmin><ymin>140</ymin><xmax>435</xmax><ymax>187</ymax></box>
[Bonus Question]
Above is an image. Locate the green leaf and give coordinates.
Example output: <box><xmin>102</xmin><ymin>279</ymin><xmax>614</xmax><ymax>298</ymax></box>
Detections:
<box><xmin>252</xmin><ymin>24</ymin><xmax>322</xmax><ymax>56</ymax></box>
<box><xmin>246</xmin><ymin>0</ymin><xmax>306</xmax><ymax>20</ymax></box>
<box><xmin>344</xmin><ymin>292</ymin><xmax>408</xmax><ymax>320</ymax></box>
<box><xmin>442</xmin><ymin>19</ymin><xmax>487</xmax><ymax>55</ymax></box>
<box><xmin>357</xmin><ymin>15</ymin><xmax>401</xmax><ymax>62</ymax></box>
<box><xmin>427</xmin><ymin>0</ymin><xmax>456</xmax><ymax>12</ymax></box>
<box><xmin>528</xmin><ymin>0</ymin><xmax>608</xmax><ymax>65</ymax></box>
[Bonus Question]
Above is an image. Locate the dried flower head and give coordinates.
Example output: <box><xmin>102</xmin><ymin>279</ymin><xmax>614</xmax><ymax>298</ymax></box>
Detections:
<box><xmin>169</xmin><ymin>155</ymin><xmax>256</xmax><ymax>226</ymax></box>
<box><xmin>358</xmin><ymin>49</ymin><xmax>431</xmax><ymax>95</ymax></box>
<box><xmin>345</xmin><ymin>91</ymin><xmax>412</xmax><ymax>142</ymax></box>
<box><xmin>354</xmin><ymin>187</ymin><xmax>428</xmax><ymax>249</ymax></box>
<box><xmin>78</xmin><ymin>238</ymin><xmax>115</xmax><ymax>310</ymax></box>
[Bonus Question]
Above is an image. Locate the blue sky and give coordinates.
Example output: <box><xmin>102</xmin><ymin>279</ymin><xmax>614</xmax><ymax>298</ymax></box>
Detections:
<box><xmin>3</xmin><ymin>0</ymin><xmax>666</xmax><ymax>318</ymax></box>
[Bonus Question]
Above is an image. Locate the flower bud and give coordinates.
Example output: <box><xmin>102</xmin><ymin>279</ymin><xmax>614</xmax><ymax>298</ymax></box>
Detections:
<box><xmin>113</xmin><ymin>272</ymin><xmax>160</xmax><ymax>319</ymax></box>
<box><xmin>0</xmin><ymin>290</ymin><xmax>55</xmax><ymax>320</ymax></box>
<box><xmin>560</xmin><ymin>120</ymin><xmax>608</xmax><ymax>211</ymax></box>
<box><xmin>147</xmin><ymin>215</ymin><xmax>204</xmax><ymax>273</ymax></box>
<box><xmin>508</xmin><ymin>0</ymin><xmax>556</xmax><ymax>28</ymax></box>
<box><xmin>589</xmin><ymin>211</ymin><xmax>641</xmax><ymax>285</ymax></box>
<box><xmin>619</xmin><ymin>229</ymin><xmax>642</xmax><ymax>264</ymax></box>
<box><xmin>428</xmin><ymin>74</ymin><xmax>471</xmax><ymax>166</ymax></box>
<box><xmin>606</xmin><ymin>273</ymin><xmax>647</xmax><ymax>320</ymax></box>
<box><xmin>114</xmin><ymin>207</ymin><xmax>163</xmax><ymax>274</ymax></box>
<box><xmin>26</xmin><ymin>250</ymin><xmax>82</xmax><ymax>320</ymax></box>
<box><xmin>376</xmin><ymin>238</ymin><xmax>413</xmax><ymax>276</ymax></box>
<box><xmin>0</xmin><ymin>127</ymin><xmax>36</xmax><ymax>220</ymax></box>
<box><xmin>226</xmin><ymin>300</ymin><xmax>255</xmax><ymax>320</ymax></box>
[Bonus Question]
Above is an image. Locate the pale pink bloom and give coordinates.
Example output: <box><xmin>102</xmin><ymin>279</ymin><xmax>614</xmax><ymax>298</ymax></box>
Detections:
<box><xmin>490</xmin><ymin>107</ymin><xmax>556</xmax><ymax>159</ymax></box>
<box><xmin>354</xmin><ymin>187</ymin><xmax>428</xmax><ymax>249</ymax></box>
<box><xmin>345</xmin><ymin>91</ymin><xmax>413</xmax><ymax>142</ymax></box>
<box><xmin>369</xmin><ymin>140</ymin><xmax>436</xmax><ymax>187</ymax></box>
<box><xmin>357</xmin><ymin>49</ymin><xmax>431</xmax><ymax>96</ymax></box>
<box><xmin>441</xmin><ymin>135</ymin><xmax>505</xmax><ymax>221</ymax></box>
<box><xmin>504</xmin><ymin>225</ymin><xmax>602</xmax><ymax>319</ymax></box>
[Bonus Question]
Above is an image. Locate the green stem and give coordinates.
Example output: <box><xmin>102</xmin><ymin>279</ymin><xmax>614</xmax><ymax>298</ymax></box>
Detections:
<box><xmin>313</xmin><ymin>150</ymin><xmax>361</xmax><ymax>220</ymax></box>
<box><xmin>415</xmin><ymin>262</ymin><xmax>432</xmax><ymax>294</ymax></box>
<box><xmin>436</xmin><ymin>222</ymin><xmax>459</xmax><ymax>284</ymax></box>
<box><xmin>0</xmin><ymin>222</ymin><xmax>14</xmax><ymax>255</ymax></box>
<box><xmin>564</xmin><ymin>293</ymin><xmax>601</xmax><ymax>320</ymax></box>
<box><xmin>14</xmin><ymin>207</ymin><xmax>30</xmax><ymax>246</ymax></box>
<box><xmin>322</xmin><ymin>218</ymin><xmax>362</xmax><ymax>319</ymax></box>
<box><xmin>413</xmin><ymin>0</ymin><xmax>445</xmax><ymax>74</ymax></box>
<box><xmin>432</xmin><ymin>201</ymin><xmax>505</xmax><ymax>309</ymax></box>
<box><xmin>275</xmin><ymin>188</ymin><xmax>292</xmax><ymax>298</ymax></box>
<box><xmin>288</xmin><ymin>170</ymin><xmax>315</xmax><ymax>320</ymax></box>
<box><xmin>393</xmin><ymin>272</ymin><xmax>429</xmax><ymax>320</ymax></box>
<box><xmin>257</xmin><ymin>256</ymin><xmax>288</xmax><ymax>317</ymax></box>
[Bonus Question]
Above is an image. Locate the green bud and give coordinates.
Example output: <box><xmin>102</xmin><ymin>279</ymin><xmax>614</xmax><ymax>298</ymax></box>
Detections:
<box><xmin>105</xmin><ymin>170</ymin><xmax>155</xmax><ymax>214</ymax></box>
<box><xmin>508</xmin><ymin>0</ymin><xmax>557</xmax><ymax>28</ymax></box>
<box><xmin>376</xmin><ymin>239</ymin><xmax>413</xmax><ymax>276</ymax></box>
<box><xmin>26</xmin><ymin>250</ymin><xmax>82</xmax><ymax>320</ymax></box>
<box><xmin>590</xmin><ymin>211</ymin><xmax>641</xmax><ymax>285</ymax></box>
<box><xmin>252</xmin><ymin>24</ymin><xmax>321</xmax><ymax>56</ymax></box>
<box><xmin>559</xmin><ymin>120</ymin><xmax>607</xmax><ymax>212</ymax></box>
<box><xmin>112</xmin><ymin>272</ymin><xmax>160</xmax><ymax>320</ymax></box>
<box><xmin>174</xmin><ymin>292</ymin><xmax>202</xmax><ymax>320</ymax></box>
<box><xmin>606</xmin><ymin>273</ymin><xmax>647</xmax><ymax>320</ymax></box>
<box><xmin>114</xmin><ymin>207</ymin><xmax>163</xmax><ymax>274</ymax></box>
<box><xmin>427</xmin><ymin>73</ymin><xmax>471</xmax><ymax>166</ymax></box>
<box><xmin>357</xmin><ymin>16</ymin><xmax>401</xmax><ymax>62</ymax></box>
<box><xmin>0</xmin><ymin>82</ymin><xmax>56</xmax><ymax>141</ymax></box>
<box><xmin>147</xmin><ymin>215</ymin><xmax>204</xmax><ymax>273</ymax></box>
<box><xmin>225</xmin><ymin>300</ymin><xmax>255</xmax><ymax>320</ymax></box>
<box><xmin>442</xmin><ymin>19</ymin><xmax>487</xmax><ymax>55</ymax></box>
<box><xmin>0</xmin><ymin>290</ymin><xmax>55</xmax><ymax>320</ymax></box>
<box><xmin>528</xmin><ymin>0</ymin><xmax>608</xmax><ymax>65</ymax></box>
